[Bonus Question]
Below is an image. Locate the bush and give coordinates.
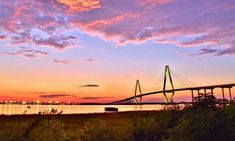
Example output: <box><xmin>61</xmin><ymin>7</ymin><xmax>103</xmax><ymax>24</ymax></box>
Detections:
<box><xmin>28</xmin><ymin>116</ymin><xmax>70</xmax><ymax>141</ymax></box>
<box><xmin>164</xmin><ymin>107</ymin><xmax>235</xmax><ymax>141</ymax></box>
<box><xmin>79</xmin><ymin>118</ymin><xmax>129</xmax><ymax>141</ymax></box>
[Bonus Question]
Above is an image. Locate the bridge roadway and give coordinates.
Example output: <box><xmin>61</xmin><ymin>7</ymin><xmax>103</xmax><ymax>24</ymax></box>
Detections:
<box><xmin>111</xmin><ymin>83</ymin><xmax>235</xmax><ymax>104</ymax></box>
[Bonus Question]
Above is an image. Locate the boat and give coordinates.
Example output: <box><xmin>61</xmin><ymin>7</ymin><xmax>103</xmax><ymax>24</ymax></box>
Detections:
<box><xmin>105</xmin><ymin>107</ymin><xmax>118</xmax><ymax>112</ymax></box>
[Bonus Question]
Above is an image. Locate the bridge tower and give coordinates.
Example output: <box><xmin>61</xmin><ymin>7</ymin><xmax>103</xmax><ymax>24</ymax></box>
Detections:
<box><xmin>133</xmin><ymin>80</ymin><xmax>142</xmax><ymax>104</ymax></box>
<box><xmin>163</xmin><ymin>65</ymin><xmax>175</xmax><ymax>103</ymax></box>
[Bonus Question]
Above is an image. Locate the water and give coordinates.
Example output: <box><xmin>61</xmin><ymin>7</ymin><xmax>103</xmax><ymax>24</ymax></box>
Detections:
<box><xmin>0</xmin><ymin>104</ymin><xmax>163</xmax><ymax>115</ymax></box>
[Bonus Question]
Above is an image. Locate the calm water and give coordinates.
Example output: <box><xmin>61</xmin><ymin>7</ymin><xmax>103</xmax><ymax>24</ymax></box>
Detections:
<box><xmin>0</xmin><ymin>104</ymin><xmax>163</xmax><ymax>115</ymax></box>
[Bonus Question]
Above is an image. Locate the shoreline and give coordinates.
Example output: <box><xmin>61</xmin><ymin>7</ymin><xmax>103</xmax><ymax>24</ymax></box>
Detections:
<box><xmin>0</xmin><ymin>110</ymin><xmax>161</xmax><ymax>117</ymax></box>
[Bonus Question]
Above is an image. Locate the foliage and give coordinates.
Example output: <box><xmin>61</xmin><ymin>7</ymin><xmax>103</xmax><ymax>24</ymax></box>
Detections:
<box><xmin>0</xmin><ymin>105</ymin><xmax>235</xmax><ymax>141</ymax></box>
<box><xmin>193</xmin><ymin>95</ymin><xmax>217</xmax><ymax>109</ymax></box>
<box><xmin>28</xmin><ymin>116</ymin><xmax>70</xmax><ymax>141</ymax></box>
<box><xmin>0</xmin><ymin>115</ymin><xmax>36</xmax><ymax>141</ymax></box>
<box><xmin>79</xmin><ymin>119</ymin><xmax>124</xmax><ymax>141</ymax></box>
<box><xmin>164</xmin><ymin>103</ymin><xmax>235</xmax><ymax>141</ymax></box>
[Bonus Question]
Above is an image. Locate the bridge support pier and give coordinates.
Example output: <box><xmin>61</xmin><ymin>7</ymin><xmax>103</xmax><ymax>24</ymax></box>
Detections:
<box><xmin>197</xmin><ymin>89</ymin><xmax>201</xmax><ymax>101</ymax></box>
<box><xmin>204</xmin><ymin>89</ymin><xmax>207</xmax><ymax>99</ymax></box>
<box><xmin>229</xmin><ymin>88</ymin><xmax>232</xmax><ymax>101</ymax></box>
<box><xmin>211</xmin><ymin>89</ymin><xmax>214</xmax><ymax>97</ymax></box>
<box><xmin>191</xmin><ymin>90</ymin><xmax>194</xmax><ymax>102</ymax></box>
<box><xmin>222</xmin><ymin>88</ymin><xmax>225</xmax><ymax>100</ymax></box>
<box><xmin>220</xmin><ymin>86</ymin><xmax>233</xmax><ymax>101</ymax></box>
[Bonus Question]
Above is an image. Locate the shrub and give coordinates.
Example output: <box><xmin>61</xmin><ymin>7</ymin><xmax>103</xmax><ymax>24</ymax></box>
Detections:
<box><xmin>79</xmin><ymin>119</ymin><xmax>121</xmax><ymax>141</ymax></box>
<box><xmin>28</xmin><ymin>116</ymin><xmax>70</xmax><ymax>141</ymax></box>
<box><xmin>164</xmin><ymin>108</ymin><xmax>235</xmax><ymax>141</ymax></box>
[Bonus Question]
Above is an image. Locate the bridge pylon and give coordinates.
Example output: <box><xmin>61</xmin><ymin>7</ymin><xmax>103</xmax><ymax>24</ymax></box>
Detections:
<box><xmin>133</xmin><ymin>80</ymin><xmax>142</xmax><ymax>104</ymax></box>
<box><xmin>163</xmin><ymin>65</ymin><xmax>175</xmax><ymax>103</ymax></box>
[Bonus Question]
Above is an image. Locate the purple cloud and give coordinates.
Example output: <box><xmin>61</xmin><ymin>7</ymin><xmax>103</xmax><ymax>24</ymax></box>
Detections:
<box><xmin>86</xmin><ymin>58</ymin><xmax>96</xmax><ymax>62</ymax></box>
<box><xmin>0</xmin><ymin>0</ymin><xmax>234</xmax><ymax>55</ymax></box>
<box><xmin>53</xmin><ymin>59</ymin><xmax>70</xmax><ymax>64</ymax></box>
<box><xmin>0</xmin><ymin>49</ymin><xmax>48</xmax><ymax>58</ymax></box>
<box><xmin>196</xmin><ymin>48</ymin><xmax>220</xmax><ymax>55</ymax></box>
<box><xmin>33</xmin><ymin>35</ymin><xmax>77</xmax><ymax>50</ymax></box>
<box><xmin>0</xmin><ymin>0</ymin><xmax>77</xmax><ymax>49</ymax></box>
<box><xmin>73</xmin><ymin>0</ymin><xmax>235</xmax><ymax>55</ymax></box>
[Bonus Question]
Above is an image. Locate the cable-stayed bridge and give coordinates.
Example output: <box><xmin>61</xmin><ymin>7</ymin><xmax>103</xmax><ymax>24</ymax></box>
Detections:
<box><xmin>111</xmin><ymin>66</ymin><xmax>235</xmax><ymax>105</ymax></box>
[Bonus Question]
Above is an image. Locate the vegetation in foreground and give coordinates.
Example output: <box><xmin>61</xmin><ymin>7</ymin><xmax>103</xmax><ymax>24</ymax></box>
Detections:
<box><xmin>1</xmin><ymin>101</ymin><xmax>235</xmax><ymax>141</ymax></box>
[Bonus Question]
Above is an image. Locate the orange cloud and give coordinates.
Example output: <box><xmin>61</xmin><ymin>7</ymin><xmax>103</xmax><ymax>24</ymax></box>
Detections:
<box><xmin>56</xmin><ymin>0</ymin><xmax>101</xmax><ymax>12</ymax></box>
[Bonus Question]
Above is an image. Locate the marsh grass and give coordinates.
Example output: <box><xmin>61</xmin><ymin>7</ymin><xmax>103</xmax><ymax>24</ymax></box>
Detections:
<box><xmin>0</xmin><ymin>105</ymin><xmax>235</xmax><ymax>141</ymax></box>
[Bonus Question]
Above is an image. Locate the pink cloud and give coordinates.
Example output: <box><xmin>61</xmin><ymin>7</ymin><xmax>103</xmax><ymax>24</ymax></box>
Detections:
<box><xmin>0</xmin><ymin>35</ymin><xmax>6</xmax><ymax>39</ymax></box>
<box><xmin>72</xmin><ymin>0</ymin><xmax>234</xmax><ymax>49</ymax></box>
<box><xmin>0</xmin><ymin>0</ymin><xmax>74</xmax><ymax>49</ymax></box>
<box><xmin>72</xmin><ymin>0</ymin><xmax>235</xmax><ymax>55</ymax></box>
<box><xmin>0</xmin><ymin>0</ymin><xmax>234</xmax><ymax>55</ymax></box>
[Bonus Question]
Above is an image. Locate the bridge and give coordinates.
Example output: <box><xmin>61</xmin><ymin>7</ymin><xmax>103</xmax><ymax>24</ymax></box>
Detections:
<box><xmin>111</xmin><ymin>66</ymin><xmax>235</xmax><ymax>105</ymax></box>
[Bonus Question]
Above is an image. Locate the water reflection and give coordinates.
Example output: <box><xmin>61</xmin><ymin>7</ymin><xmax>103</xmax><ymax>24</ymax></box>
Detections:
<box><xmin>0</xmin><ymin>104</ymin><xmax>162</xmax><ymax>115</ymax></box>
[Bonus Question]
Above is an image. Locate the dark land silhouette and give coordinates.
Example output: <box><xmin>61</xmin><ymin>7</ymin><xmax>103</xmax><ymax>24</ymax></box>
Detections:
<box><xmin>1</xmin><ymin>96</ymin><xmax>235</xmax><ymax>141</ymax></box>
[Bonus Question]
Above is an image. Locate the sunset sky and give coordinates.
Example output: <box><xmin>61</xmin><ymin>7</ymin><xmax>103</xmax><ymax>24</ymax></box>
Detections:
<box><xmin>0</xmin><ymin>0</ymin><xmax>235</xmax><ymax>103</ymax></box>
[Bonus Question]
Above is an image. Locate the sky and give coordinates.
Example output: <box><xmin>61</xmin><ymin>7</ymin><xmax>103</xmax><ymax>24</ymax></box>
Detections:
<box><xmin>0</xmin><ymin>0</ymin><xmax>235</xmax><ymax>103</ymax></box>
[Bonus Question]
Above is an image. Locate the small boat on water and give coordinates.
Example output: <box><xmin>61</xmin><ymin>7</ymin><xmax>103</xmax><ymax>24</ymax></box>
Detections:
<box><xmin>105</xmin><ymin>107</ymin><xmax>118</xmax><ymax>112</ymax></box>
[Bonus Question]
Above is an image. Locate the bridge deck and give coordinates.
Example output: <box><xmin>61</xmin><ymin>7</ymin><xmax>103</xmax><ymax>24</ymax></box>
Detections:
<box><xmin>111</xmin><ymin>83</ymin><xmax>235</xmax><ymax>104</ymax></box>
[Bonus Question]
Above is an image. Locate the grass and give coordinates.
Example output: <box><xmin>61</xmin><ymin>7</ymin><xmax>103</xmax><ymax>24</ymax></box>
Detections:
<box><xmin>0</xmin><ymin>104</ymin><xmax>235</xmax><ymax>141</ymax></box>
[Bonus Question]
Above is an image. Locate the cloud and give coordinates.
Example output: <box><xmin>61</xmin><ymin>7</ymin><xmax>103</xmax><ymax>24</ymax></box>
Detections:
<box><xmin>195</xmin><ymin>42</ymin><xmax>235</xmax><ymax>56</ymax></box>
<box><xmin>80</xmin><ymin>96</ymin><xmax>114</xmax><ymax>100</ymax></box>
<box><xmin>0</xmin><ymin>49</ymin><xmax>48</xmax><ymax>58</ymax></box>
<box><xmin>73</xmin><ymin>0</ymin><xmax>235</xmax><ymax>55</ymax></box>
<box><xmin>216</xmin><ymin>46</ymin><xmax>235</xmax><ymax>56</ymax></box>
<box><xmin>0</xmin><ymin>0</ymin><xmax>78</xmax><ymax>50</ymax></box>
<box><xmin>195</xmin><ymin>48</ymin><xmax>220</xmax><ymax>55</ymax></box>
<box><xmin>53</xmin><ymin>59</ymin><xmax>70</xmax><ymax>64</ymax></box>
<box><xmin>0</xmin><ymin>35</ymin><xmax>6</xmax><ymax>40</ymax></box>
<box><xmin>56</xmin><ymin>0</ymin><xmax>101</xmax><ymax>12</ymax></box>
<box><xmin>86</xmin><ymin>58</ymin><xmax>96</xmax><ymax>62</ymax></box>
<box><xmin>33</xmin><ymin>35</ymin><xmax>78</xmax><ymax>50</ymax></box>
<box><xmin>39</xmin><ymin>94</ymin><xmax>72</xmax><ymax>98</ymax></box>
<box><xmin>0</xmin><ymin>0</ymin><xmax>235</xmax><ymax>55</ymax></box>
<box><xmin>79</xmin><ymin>84</ymin><xmax>100</xmax><ymax>88</ymax></box>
